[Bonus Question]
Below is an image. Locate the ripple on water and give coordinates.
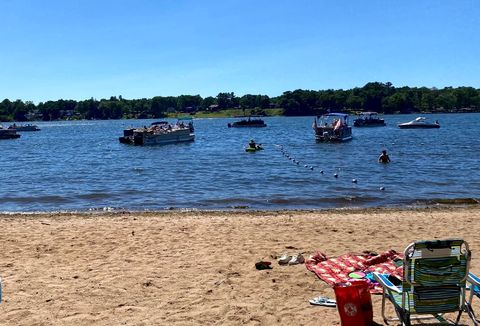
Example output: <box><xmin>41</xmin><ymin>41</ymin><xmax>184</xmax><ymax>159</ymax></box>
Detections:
<box><xmin>0</xmin><ymin>114</ymin><xmax>479</xmax><ymax>212</ymax></box>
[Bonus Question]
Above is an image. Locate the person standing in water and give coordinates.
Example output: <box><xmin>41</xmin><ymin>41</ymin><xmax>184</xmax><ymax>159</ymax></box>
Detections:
<box><xmin>378</xmin><ymin>150</ymin><xmax>391</xmax><ymax>163</ymax></box>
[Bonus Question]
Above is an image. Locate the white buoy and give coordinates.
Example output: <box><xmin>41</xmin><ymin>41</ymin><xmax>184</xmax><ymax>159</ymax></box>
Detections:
<box><xmin>352</xmin><ymin>179</ymin><xmax>357</xmax><ymax>183</ymax></box>
<box><xmin>334</xmin><ymin>173</ymin><xmax>338</xmax><ymax>178</ymax></box>
<box><xmin>380</xmin><ymin>187</ymin><xmax>385</xmax><ymax>191</ymax></box>
<box><xmin>320</xmin><ymin>170</ymin><xmax>324</xmax><ymax>174</ymax></box>
<box><xmin>310</xmin><ymin>166</ymin><xmax>314</xmax><ymax>170</ymax></box>
<box><xmin>304</xmin><ymin>165</ymin><xmax>308</xmax><ymax>168</ymax></box>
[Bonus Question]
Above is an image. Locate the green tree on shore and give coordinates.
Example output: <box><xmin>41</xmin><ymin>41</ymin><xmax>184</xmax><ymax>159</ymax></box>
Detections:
<box><xmin>1</xmin><ymin>83</ymin><xmax>479</xmax><ymax>121</ymax></box>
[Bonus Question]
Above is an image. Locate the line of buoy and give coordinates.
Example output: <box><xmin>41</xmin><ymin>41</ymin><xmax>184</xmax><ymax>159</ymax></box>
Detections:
<box><xmin>276</xmin><ymin>145</ymin><xmax>389</xmax><ymax>191</ymax></box>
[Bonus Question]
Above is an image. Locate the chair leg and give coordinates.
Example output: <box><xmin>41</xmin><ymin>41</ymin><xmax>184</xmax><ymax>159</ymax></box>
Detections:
<box><xmin>466</xmin><ymin>302</ymin><xmax>479</xmax><ymax>326</ymax></box>
<box><xmin>454</xmin><ymin>310</ymin><xmax>463</xmax><ymax>325</ymax></box>
<box><xmin>381</xmin><ymin>289</ymin><xmax>389</xmax><ymax>324</ymax></box>
<box><xmin>401</xmin><ymin>311</ymin><xmax>411</xmax><ymax>326</ymax></box>
<box><xmin>395</xmin><ymin>308</ymin><xmax>409</xmax><ymax>326</ymax></box>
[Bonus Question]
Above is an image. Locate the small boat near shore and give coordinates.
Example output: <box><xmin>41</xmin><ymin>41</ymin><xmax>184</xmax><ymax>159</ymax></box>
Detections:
<box><xmin>353</xmin><ymin>112</ymin><xmax>386</xmax><ymax>127</ymax></box>
<box><xmin>9</xmin><ymin>123</ymin><xmax>41</xmax><ymax>131</ymax></box>
<box><xmin>228</xmin><ymin>117</ymin><xmax>266</xmax><ymax>128</ymax></box>
<box><xmin>119</xmin><ymin>118</ymin><xmax>194</xmax><ymax>146</ymax></box>
<box><xmin>313</xmin><ymin>113</ymin><xmax>352</xmax><ymax>142</ymax></box>
<box><xmin>0</xmin><ymin>125</ymin><xmax>21</xmax><ymax>139</ymax></box>
<box><xmin>398</xmin><ymin>117</ymin><xmax>440</xmax><ymax>129</ymax></box>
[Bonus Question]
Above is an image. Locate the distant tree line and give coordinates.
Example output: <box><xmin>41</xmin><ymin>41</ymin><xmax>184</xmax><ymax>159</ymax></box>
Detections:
<box><xmin>1</xmin><ymin>82</ymin><xmax>479</xmax><ymax>121</ymax></box>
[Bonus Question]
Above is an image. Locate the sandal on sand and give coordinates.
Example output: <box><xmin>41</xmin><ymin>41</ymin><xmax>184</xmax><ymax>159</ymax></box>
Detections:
<box><xmin>255</xmin><ymin>261</ymin><xmax>272</xmax><ymax>270</ymax></box>
<box><xmin>278</xmin><ymin>254</ymin><xmax>292</xmax><ymax>265</ymax></box>
<box><xmin>288</xmin><ymin>253</ymin><xmax>305</xmax><ymax>265</ymax></box>
<box><xmin>309</xmin><ymin>296</ymin><xmax>336</xmax><ymax>307</ymax></box>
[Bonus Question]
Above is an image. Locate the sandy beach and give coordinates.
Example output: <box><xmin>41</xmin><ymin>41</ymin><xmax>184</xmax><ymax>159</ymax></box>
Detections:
<box><xmin>1</xmin><ymin>206</ymin><xmax>480</xmax><ymax>325</ymax></box>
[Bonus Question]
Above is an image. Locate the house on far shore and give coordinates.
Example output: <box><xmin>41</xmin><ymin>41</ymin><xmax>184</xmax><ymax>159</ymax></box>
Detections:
<box><xmin>183</xmin><ymin>106</ymin><xmax>198</xmax><ymax>113</ymax></box>
<box><xmin>208</xmin><ymin>104</ymin><xmax>219</xmax><ymax>112</ymax></box>
<box><xmin>25</xmin><ymin>109</ymin><xmax>43</xmax><ymax>120</ymax></box>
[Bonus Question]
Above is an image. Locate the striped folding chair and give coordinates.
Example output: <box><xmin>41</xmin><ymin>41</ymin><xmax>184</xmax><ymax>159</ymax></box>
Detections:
<box><xmin>374</xmin><ymin>239</ymin><xmax>471</xmax><ymax>326</ymax></box>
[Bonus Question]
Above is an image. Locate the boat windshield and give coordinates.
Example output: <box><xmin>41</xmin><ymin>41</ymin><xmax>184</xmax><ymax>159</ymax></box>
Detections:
<box><xmin>362</xmin><ymin>112</ymin><xmax>378</xmax><ymax>118</ymax></box>
<box><xmin>316</xmin><ymin>114</ymin><xmax>349</xmax><ymax>127</ymax></box>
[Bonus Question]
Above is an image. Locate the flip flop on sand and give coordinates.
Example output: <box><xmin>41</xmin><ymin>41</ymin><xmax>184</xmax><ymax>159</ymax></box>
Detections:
<box><xmin>309</xmin><ymin>296</ymin><xmax>336</xmax><ymax>307</ymax></box>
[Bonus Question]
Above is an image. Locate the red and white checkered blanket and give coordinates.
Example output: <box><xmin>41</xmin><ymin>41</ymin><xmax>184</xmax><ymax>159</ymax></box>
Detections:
<box><xmin>306</xmin><ymin>250</ymin><xmax>403</xmax><ymax>293</ymax></box>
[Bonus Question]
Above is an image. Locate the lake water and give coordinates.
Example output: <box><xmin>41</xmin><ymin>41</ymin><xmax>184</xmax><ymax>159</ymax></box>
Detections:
<box><xmin>1</xmin><ymin>113</ymin><xmax>479</xmax><ymax>212</ymax></box>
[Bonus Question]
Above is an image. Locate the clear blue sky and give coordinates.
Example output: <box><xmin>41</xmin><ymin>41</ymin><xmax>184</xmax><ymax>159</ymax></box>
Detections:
<box><xmin>0</xmin><ymin>0</ymin><xmax>479</xmax><ymax>102</ymax></box>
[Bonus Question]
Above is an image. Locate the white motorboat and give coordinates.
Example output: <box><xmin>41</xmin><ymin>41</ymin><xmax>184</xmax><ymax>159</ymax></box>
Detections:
<box><xmin>398</xmin><ymin>117</ymin><xmax>440</xmax><ymax>129</ymax></box>
<box><xmin>313</xmin><ymin>113</ymin><xmax>352</xmax><ymax>142</ymax></box>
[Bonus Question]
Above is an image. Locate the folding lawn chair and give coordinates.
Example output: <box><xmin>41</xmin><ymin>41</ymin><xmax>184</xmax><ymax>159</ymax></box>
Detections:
<box><xmin>374</xmin><ymin>239</ymin><xmax>471</xmax><ymax>326</ymax></box>
<box><xmin>466</xmin><ymin>272</ymin><xmax>480</xmax><ymax>325</ymax></box>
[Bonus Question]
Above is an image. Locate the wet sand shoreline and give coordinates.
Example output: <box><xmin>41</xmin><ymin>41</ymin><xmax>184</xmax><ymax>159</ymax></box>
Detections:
<box><xmin>1</xmin><ymin>206</ymin><xmax>479</xmax><ymax>325</ymax></box>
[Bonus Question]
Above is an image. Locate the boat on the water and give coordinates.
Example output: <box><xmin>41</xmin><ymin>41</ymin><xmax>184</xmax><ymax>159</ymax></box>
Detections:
<box><xmin>228</xmin><ymin>117</ymin><xmax>266</xmax><ymax>128</ymax></box>
<box><xmin>119</xmin><ymin>118</ymin><xmax>194</xmax><ymax>146</ymax></box>
<box><xmin>8</xmin><ymin>123</ymin><xmax>41</xmax><ymax>131</ymax></box>
<box><xmin>398</xmin><ymin>117</ymin><xmax>440</xmax><ymax>129</ymax></box>
<box><xmin>313</xmin><ymin>113</ymin><xmax>352</xmax><ymax>142</ymax></box>
<box><xmin>0</xmin><ymin>125</ymin><xmax>21</xmax><ymax>139</ymax></box>
<box><xmin>353</xmin><ymin>112</ymin><xmax>386</xmax><ymax>127</ymax></box>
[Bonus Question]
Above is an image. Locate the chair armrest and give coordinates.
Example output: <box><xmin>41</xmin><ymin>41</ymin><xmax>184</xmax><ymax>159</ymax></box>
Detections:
<box><xmin>468</xmin><ymin>272</ymin><xmax>480</xmax><ymax>287</ymax></box>
<box><xmin>373</xmin><ymin>272</ymin><xmax>402</xmax><ymax>293</ymax></box>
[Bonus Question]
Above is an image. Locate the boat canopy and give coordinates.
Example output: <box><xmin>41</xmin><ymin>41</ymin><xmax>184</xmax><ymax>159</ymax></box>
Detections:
<box><xmin>317</xmin><ymin>113</ymin><xmax>349</xmax><ymax>118</ymax></box>
<box><xmin>415</xmin><ymin>117</ymin><xmax>426</xmax><ymax>121</ymax></box>
<box><xmin>151</xmin><ymin>121</ymin><xmax>168</xmax><ymax>125</ymax></box>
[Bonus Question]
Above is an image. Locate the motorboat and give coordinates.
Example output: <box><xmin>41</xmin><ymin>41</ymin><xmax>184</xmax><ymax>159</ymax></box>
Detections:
<box><xmin>398</xmin><ymin>117</ymin><xmax>440</xmax><ymax>129</ymax></box>
<box><xmin>313</xmin><ymin>113</ymin><xmax>352</xmax><ymax>142</ymax></box>
<box><xmin>119</xmin><ymin>118</ymin><xmax>194</xmax><ymax>146</ymax></box>
<box><xmin>228</xmin><ymin>117</ymin><xmax>266</xmax><ymax>128</ymax></box>
<box><xmin>8</xmin><ymin>123</ymin><xmax>41</xmax><ymax>131</ymax></box>
<box><xmin>353</xmin><ymin>112</ymin><xmax>386</xmax><ymax>127</ymax></box>
<box><xmin>0</xmin><ymin>125</ymin><xmax>21</xmax><ymax>139</ymax></box>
